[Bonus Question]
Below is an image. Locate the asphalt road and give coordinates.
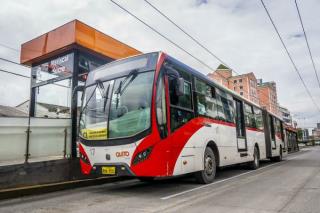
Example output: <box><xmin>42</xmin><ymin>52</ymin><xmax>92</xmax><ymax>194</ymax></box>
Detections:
<box><xmin>0</xmin><ymin>147</ymin><xmax>319</xmax><ymax>213</ymax></box>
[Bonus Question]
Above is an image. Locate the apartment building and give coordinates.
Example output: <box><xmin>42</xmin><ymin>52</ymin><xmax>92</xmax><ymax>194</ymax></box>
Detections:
<box><xmin>207</xmin><ymin>64</ymin><xmax>259</xmax><ymax>104</ymax></box>
<box><xmin>207</xmin><ymin>64</ymin><xmax>231</xmax><ymax>88</ymax></box>
<box><xmin>279</xmin><ymin>105</ymin><xmax>293</xmax><ymax>126</ymax></box>
<box><xmin>229</xmin><ymin>72</ymin><xmax>259</xmax><ymax>104</ymax></box>
<box><xmin>257</xmin><ymin>79</ymin><xmax>279</xmax><ymax>115</ymax></box>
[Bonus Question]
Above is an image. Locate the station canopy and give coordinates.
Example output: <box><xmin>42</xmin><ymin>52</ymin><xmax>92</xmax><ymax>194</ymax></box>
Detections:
<box><xmin>20</xmin><ymin>19</ymin><xmax>141</xmax><ymax>66</ymax></box>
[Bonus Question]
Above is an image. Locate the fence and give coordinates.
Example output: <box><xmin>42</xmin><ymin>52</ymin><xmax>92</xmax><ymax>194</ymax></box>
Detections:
<box><xmin>0</xmin><ymin>117</ymin><xmax>71</xmax><ymax>164</ymax></box>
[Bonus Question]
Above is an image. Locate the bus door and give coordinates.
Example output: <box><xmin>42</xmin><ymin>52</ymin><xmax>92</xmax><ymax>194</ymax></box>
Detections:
<box><xmin>234</xmin><ymin>98</ymin><xmax>247</xmax><ymax>151</ymax></box>
<box><xmin>269</xmin><ymin>115</ymin><xmax>276</xmax><ymax>149</ymax></box>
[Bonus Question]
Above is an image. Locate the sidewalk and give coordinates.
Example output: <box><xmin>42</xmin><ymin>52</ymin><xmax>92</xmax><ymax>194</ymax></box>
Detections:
<box><xmin>0</xmin><ymin>176</ymin><xmax>124</xmax><ymax>200</ymax></box>
<box><xmin>0</xmin><ymin>158</ymin><xmax>101</xmax><ymax>190</ymax></box>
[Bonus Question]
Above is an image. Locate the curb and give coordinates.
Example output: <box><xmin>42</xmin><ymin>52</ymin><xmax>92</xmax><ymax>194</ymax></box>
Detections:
<box><xmin>0</xmin><ymin>176</ymin><xmax>129</xmax><ymax>201</ymax></box>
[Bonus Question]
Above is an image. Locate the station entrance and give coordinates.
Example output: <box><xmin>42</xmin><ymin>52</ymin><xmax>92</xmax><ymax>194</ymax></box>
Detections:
<box><xmin>20</xmin><ymin>20</ymin><xmax>140</xmax><ymax>159</ymax></box>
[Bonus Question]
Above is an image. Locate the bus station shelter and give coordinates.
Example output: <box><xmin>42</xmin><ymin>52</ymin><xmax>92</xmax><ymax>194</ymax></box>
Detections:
<box><xmin>20</xmin><ymin>20</ymin><xmax>141</xmax><ymax>159</ymax></box>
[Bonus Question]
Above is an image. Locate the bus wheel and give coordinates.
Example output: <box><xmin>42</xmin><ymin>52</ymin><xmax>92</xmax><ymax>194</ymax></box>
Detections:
<box><xmin>248</xmin><ymin>146</ymin><xmax>259</xmax><ymax>170</ymax></box>
<box><xmin>195</xmin><ymin>147</ymin><xmax>216</xmax><ymax>184</ymax></box>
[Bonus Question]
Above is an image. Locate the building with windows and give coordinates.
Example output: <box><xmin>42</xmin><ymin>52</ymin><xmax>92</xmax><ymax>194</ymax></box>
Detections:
<box><xmin>302</xmin><ymin>129</ymin><xmax>310</xmax><ymax>140</ymax></box>
<box><xmin>312</xmin><ymin>123</ymin><xmax>320</xmax><ymax>139</ymax></box>
<box><xmin>257</xmin><ymin>79</ymin><xmax>279</xmax><ymax>115</ymax></box>
<box><xmin>207</xmin><ymin>64</ymin><xmax>231</xmax><ymax>88</ymax></box>
<box><xmin>207</xmin><ymin>65</ymin><xmax>260</xmax><ymax>105</ymax></box>
<box><xmin>279</xmin><ymin>105</ymin><xmax>292</xmax><ymax>126</ymax></box>
<box><xmin>228</xmin><ymin>72</ymin><xmax>259</xmax><ymax>104</ymax></box>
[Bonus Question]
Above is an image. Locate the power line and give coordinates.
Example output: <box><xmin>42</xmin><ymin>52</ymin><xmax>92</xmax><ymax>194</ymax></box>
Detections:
<box><xmin>0</xmin><ymin>67</ymin><xmax>71</xmax><ymax>89</ymax></box>
<box><xmin>110</xmin><ymin>0</ymin><xmax>217</xmax><ymax>73</ymax></box>
<box><xmin>110</xmin><ymin>0</ymin><xmax>251</xmax><ymax>97</ymax></box>
<box><xmin>110</xmin><ymin>1</ymin><xmax>260</xmax><ymax>101</ymax></box>
<box><xmin>0</xmin><ymin>42</ymin><xmax>20</xmax><ymax>53</ymax></box>
<box><xmin>294</xmin><ymin>0</ymin><xmax>320</xmax><ymax>88</ymax></box>
<box><xmin>111</xmin><ymin>0</ymin><xmax>286</xmax><ymax>113</ymax></box>
<box><xmin>142</xmin><ymin>0</ymin><xmax>285</xmax><ymax>113</ymax></box>
<box><xmin>260</xmin><ymin>0</ymin><xmax>320</xmax><ymax>113</ymax></box>
<box><xmin>0</xmin><ymin>68</ymin><xmax>30</xmax><ymax>79</ymax></box>
<box><xmin>111</xmin><ymin>0</ymin><xmax>309</xmax><ymax>119</ymax></box>
<box><xmin>143</xmin><ymin>0</ymin><xmax>239</xmax><ymax>75</ymax></box>
<box><xmin>0</xmin><ymin>56</ymin><xmax>30</xmax><ymax>68</ymax></box>
<box><xmin>125</xmin><ymin>0</ymin><xmax>280</xmax><ymax>106</ymax></box>
<box><xmin>0</xmin><ymin>41</ymin><xmax>43</xmax><ymax>54</ymax></box>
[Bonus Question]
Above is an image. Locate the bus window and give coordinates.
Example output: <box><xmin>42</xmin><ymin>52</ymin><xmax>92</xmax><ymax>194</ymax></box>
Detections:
<box><xmin>269</xmin><ymin>115</ymin><xmax>276</xmax><ymax>141</ymax></box>
<box><xmin>168</xmin><ymin>68</ymin><xmax>193</xmax><ymax>132</ymax></box>
<box><xmin>216</xmin><ymin>89</ymin><xmax>235</xmax><ymax>123</ymax></box>
<box><xmin>169</xmin><ymin>78</ymin><xmax>192</xmax><ymax>109</ymax></box>
<box><xmin>234</xmin><ymin>99</ymin><xmax>245</xmax><ymax>137</ymax></box>
<box><xmin>244</xmin><ymin>103</ymin><xmax>256</xmax><ymax>128</ymax></box>
<box><xmin>156</xmin><ymin>72</ymin><xmax>167</xmax><ymax>138</ymax></box>
<box><xmin>275</xmin><ymin>118</ymin><xmax>282</xmax><ymax>140</ymax></box>
<box><xmin>253</xmin><ymin>107</ymin><xmax>264</xmax><ymax>130</ymax></box>
<box><xmin>194</xmin><ymin>78</ymin><xmax>217</xmax><ymax>118</ymax></box>
<box><xmin>280</xmin><ymin>121</ymin><xmax>285</xmax><ymax>141</ymax></box>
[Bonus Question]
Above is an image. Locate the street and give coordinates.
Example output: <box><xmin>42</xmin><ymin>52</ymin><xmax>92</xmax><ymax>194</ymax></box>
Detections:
<box><xmin>0</xmin><ymin>147</ymin><xmax>319</xmax><ymax>213</ymax></box>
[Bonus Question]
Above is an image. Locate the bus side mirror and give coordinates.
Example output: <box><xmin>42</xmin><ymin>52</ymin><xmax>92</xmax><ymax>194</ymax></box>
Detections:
<box><xmin>176</xmin><ymin>77</ymin><xmax>184</xmax><ymax>96</ymax></box>
<box><xmin>163</xmin><ymin>63</ymin><xmax>184</xmax><ymax>96</ymax></box>
<box><xmin>72</xmin><ymin>85</ymin><xmax>85</xmax><ymax>101</ymax></box>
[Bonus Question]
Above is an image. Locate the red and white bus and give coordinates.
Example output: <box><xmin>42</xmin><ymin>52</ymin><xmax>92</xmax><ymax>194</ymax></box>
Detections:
<box><xmin>77</xmin><ymin>52</ymin><xmax>286</xmax><ymax>184</ymax></box>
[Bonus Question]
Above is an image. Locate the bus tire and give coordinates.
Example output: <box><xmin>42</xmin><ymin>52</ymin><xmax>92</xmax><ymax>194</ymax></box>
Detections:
<box><xmin>248</xmin><ymin>146</ymin><xmax>259</xmax><ymax>170</ymax></box>
<box><xmin>195</xmin><ymin>147</ymin><xmax>216</xmax><ymax>184</ymax></box>
<box><xmin>272</xmin><ymin>146</ymin><xmax>283</xmax><ymax>162</ymax></box>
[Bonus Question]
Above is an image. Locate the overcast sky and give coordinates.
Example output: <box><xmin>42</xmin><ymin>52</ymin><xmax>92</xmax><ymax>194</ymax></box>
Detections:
<box><xmin>0</xmin><ymin>0</ymin><xmax>319</xmax><ymax>129</ymax></box>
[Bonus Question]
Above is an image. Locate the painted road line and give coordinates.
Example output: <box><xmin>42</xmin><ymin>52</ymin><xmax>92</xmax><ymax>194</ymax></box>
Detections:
<box><xmin>161</xmin><ymin>151</ymin><xmax>308</xmax><ymax>200</ymax></box>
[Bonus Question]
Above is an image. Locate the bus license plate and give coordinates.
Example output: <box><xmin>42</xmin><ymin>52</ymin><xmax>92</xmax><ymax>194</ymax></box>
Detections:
<box><xmin>101</xmin><ymin>166</ymin><xmax>116</xmax><ymax>175</ymax></box>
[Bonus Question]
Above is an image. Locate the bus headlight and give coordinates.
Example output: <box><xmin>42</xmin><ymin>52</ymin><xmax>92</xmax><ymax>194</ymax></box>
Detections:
<box><xmin>132</xmin><ymin>147</ymin><xmax>153</xmax><ymax>165</ymax></box>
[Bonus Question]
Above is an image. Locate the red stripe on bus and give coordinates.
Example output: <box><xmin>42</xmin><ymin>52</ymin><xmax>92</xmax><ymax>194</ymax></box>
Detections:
<box><xmin>246</xmin><ymin>127</ymin><xmax>264</xmax><ymax>132</ymax></box>
<box><xmin>130</xmin><ymin>116</ymin><xmax>237</xmax><ymax>177</ymax></box>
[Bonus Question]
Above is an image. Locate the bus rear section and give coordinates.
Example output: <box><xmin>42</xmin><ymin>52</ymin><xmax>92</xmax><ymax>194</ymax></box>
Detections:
<box><xmin>262</xmin><ymin>110</ymin><xmax>286</xmax><ymax>161</ymax></box>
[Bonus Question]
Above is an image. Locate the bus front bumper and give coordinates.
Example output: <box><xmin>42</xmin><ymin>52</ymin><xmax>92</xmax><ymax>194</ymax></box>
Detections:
<box><xmin>90</xmin><ymin>163</ymin><xmax>135</xmax><ymax>177</ymax></box>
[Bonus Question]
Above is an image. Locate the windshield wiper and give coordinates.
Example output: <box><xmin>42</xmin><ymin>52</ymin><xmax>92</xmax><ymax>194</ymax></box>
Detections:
<box><xmin>115</xmin><ymin>69</ymin><xmax>138</xmax><ymax>95</ymax></box>
<box><xmin>114</xmin><ymin>69</ymin><xmax>139</xmax><ymax>109</ymax></box>
<box><xmin>103</xmin><ymin>83</ymin><xmax>110</xmax><ymax>112</ymax></box>
<box><xmin>97</xmin><ymin>81</ymin><xmax>112</xmax><ymax>112</ymax></box>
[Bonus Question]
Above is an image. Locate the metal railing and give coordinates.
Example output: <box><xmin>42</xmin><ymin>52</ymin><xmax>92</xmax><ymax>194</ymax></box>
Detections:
<box><xmin>0</xmin><ymin>117</ymin><xmax>71</xmax><ymax>165</ymax></box>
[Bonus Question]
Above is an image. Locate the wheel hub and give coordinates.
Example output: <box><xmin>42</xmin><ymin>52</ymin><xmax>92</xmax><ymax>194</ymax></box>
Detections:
<box><xmin>205</xmin><ymin>155</ymin><xmax>214</xmax><ymax>175</ymax></box>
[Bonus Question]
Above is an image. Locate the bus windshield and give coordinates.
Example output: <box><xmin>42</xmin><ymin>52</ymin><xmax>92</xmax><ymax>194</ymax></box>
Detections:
<box><xmin>79</xmin><ymin>71</ymin><xmax>155</xmax><ymax>140</ymax></box>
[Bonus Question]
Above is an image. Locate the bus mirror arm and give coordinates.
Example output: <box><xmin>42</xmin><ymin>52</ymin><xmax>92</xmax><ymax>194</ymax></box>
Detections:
<box><xmin>72</xmin><ymin>85</ymin><xmax>85</xmax><ymax>101</ymax></box>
